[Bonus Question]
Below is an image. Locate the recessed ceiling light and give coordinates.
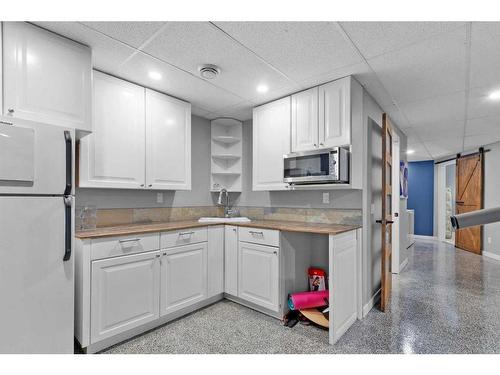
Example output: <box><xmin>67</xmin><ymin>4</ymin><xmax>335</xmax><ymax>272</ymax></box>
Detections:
<box><xmin>407</xmin><ymin>149</ymin><xmax>415</xmax><ymax>155</ymax></box>
<box><xmin>148</xmin><ymin>71</ymin><xmax>162</xmax><ymax>80</ymax></box>
<box><xmin>489</xmin><ymin>90</ymin><xmax>500</xmax><ymax>100</ymax></box>
<box><xmin>256</xmin><ymin>84</ymin><xmax>269</xmax><ymax>93</ymax></box>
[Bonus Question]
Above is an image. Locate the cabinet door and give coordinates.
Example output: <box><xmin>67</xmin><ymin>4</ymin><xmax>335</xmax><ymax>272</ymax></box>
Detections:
<box><xmin>79</xmin><ymin>71</ymin><xmax>146</xmax><ymax>189</ymax></box>
<box><xmin>146</xmin><ymin>89</ymin><xmax>191</xmax><ymax>190</ymax></box>
<box><xmin>91</xmin><ymin>251</ymin><xmax>160</xmax><ymax>344</ymax></box>
<box><xmin>253</xmin><ymin>97</ymin><xmax>291</xmax><ymax>191</ymax></box>
<box><xmin>238</xmin><ymin>242</ymin><xmax>279</xmax><ymax>312</ymax></box>
<box><xmin>319</xmin><ymin>78</ymin><xmax>351</xmax><ymax>147</ymax></box>
<box><xmin>160</xmin><ymin>242</ymin><xmax>207</xmax><ymax>316</ymax></box>
<box><xmin>291</xmin><ymin>87</ymin><xmax>319</xmax><ymax>152</ymax></box>
<box><xmin>224</xmin><ymin>225</ymin><xmax>238</xmax><ymax>296</ymax></box>
<box><xmin>3</xmin><ymin>22</ymin><xmax>91</xmax><ymax>132</ymax></box>
<box><xmin>207</xmin><ymin>226</ymin><xmax>224</xmax><ymax>297</ymax></box>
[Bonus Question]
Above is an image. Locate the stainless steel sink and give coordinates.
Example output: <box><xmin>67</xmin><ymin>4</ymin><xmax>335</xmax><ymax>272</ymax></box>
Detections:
<box><xmin>198</xmin><ymin>217</ymin><xmax>251</xmax><ymax>223</ymax></box>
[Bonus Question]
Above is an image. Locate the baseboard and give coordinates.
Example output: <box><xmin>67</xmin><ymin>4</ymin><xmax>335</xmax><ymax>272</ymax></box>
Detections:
<box><xmin>414</xmin><ymin>235</ymin><xmax>437</xmax><ymax>240</ymax></box>
<box><xmin>399</xmin><ymin>258</ymin><xmax>409</xmax><ymax>272</ymax></box>
<box><xmin>483</xmin><ymin>251</ymin><xmax>500</xmax><ymax>262</ymax></box>
<box><xmin>362</xmin><ymin>289</ymin><xmax>381</xmax><ymax>318</ymax></box>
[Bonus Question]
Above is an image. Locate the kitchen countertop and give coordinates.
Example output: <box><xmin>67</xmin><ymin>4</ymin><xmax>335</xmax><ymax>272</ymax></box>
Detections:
<box><xmin>75</xmin><ymin>219</ymin><xmax>361</xmax><ymax>239</ymax></box>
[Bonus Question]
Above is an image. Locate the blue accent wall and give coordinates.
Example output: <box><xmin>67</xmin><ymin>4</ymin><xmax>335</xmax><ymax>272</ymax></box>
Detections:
<box><xmin>408</xmin><ymin>161</ymin><xmax>434</xmax><ymax>236</ymax></box>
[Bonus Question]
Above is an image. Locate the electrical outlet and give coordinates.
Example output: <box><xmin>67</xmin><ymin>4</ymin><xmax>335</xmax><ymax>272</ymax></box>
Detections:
<box><xmin>156</xmin><ymin>192</ymin><xmax>163</xmax><ymax>204</ymax></box>
<box><xmin>322</xmin><ymin>192</ymin><xmax>330</xmax><ymax>204</ymax></box>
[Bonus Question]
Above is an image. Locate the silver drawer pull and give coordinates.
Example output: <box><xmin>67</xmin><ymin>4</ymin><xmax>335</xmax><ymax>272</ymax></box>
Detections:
<box><xmin>119</xmin><ymin>238</ymin><xmax>140</xmax><ymax>244</ymax></box>
<box><xmin>249</xmin><ymin>230</ymin><xmax>264</xmax><ymax>236</ymax></box>
<box><xmin>179</xmin><ymin>231</ymin><xmax>195</xmax><ymax>236</ymax></box>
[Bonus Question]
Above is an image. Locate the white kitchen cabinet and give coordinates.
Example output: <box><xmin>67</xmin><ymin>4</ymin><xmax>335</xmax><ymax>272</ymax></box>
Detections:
<box><xmin>2</xmin><ymin>22</ymin><xmax>91</xmax><ymax>133</ymax></box>
<box><xmin>319</xmin><ymin>78</ymin><xmax>351</xmax><ymax>148</ymax></box>
<box><xmin>252</xmin><ymin>97</ymin><xmax>291</xmax><ymax>191</ymax></box>
<box><xmin>238</xmin><ymin>241</ymin><xmax>280</xmax><ymax>312</ymax></box>
<box><xmin>146</xmin><ymin>89</ymin><xmax>191</xmax><ymax>190</ymax></box>
<box><xmin>79</xmin><ymin>71</ymin><xmax>146</xmax><ymax>189</ymax></box>
<box><xmin>207</xmin><ymin>226</ymin><xmax>224</xmax><ymax>297</ymax></box>
<box><xmin>291</xmin><ymin>87</ymin><xmax>319</xmax><ymax>152</ymax></box>
<box><xmin>160</xmin><ymin>242</ymin><xmax>208</xmax><ymax>316</ymax></box>
<box><xmin>91</xmin><ymin>251</ymin><xmax>161</xmax><ymax>344</ymax></box>
<box><xmin>224</xmin><ymin>225</ymin><xmax>239</xmax><ymax>296</ymax></box>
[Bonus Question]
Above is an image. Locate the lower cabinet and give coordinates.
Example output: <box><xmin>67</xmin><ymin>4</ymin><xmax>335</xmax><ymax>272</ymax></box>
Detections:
<box><xmin>238</xmin><ymin>241</ymin><xmax>280</xmax><ymax>312</ymax></box>
<box><xmin>160</xmin><ymin>242</ymin><xmax>208</xmax><ymax>316</ymax></box>
<box><xmin>91</xmin><ymin>251</ymin><xmax>161</xmax><ymax>343</ymax></box>
<box><xmin>224</xmin><ymin>225</ymin><xmax>238</xmax><ymax>296</ymax></box>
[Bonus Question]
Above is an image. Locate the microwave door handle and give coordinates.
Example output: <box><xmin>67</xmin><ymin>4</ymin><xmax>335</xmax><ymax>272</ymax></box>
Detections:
<box><xmin>63</xmin><ymin>196</ymin><xmax>72</xmax><ymax>261</ymax></box>
<box><xmin>64</xmin><ymin>131</ymin><xmax>72</xmax><ymax>195</ymax></box>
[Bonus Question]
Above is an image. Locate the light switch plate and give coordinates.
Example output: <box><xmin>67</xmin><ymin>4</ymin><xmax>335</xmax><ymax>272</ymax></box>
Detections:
<box><xmin>322</xmin><ymin>192</ymin><xmax>330</xmax><ymax>204</ymax></box>
<box><xmin>488</xmin><ymin>237</ymin><xmax>492</xmax><ymax>244</ymax></box>
<box><xmin>156</xmin><ymin>193</ymin><xmax>163</xmax><ymax>204</ymax></box>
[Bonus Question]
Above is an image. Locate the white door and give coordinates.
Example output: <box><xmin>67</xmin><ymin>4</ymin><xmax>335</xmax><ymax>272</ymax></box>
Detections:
<box><xmin>207</xmin><ymin>226</ymin><xmax>224</xmax><ymax>297</ymax></box>
<box><xmin>160</xmin><ymin>243</ymin><xmax>207</xmax><ymax>316</ymax></box>
<box><xmin>0</xmin><ymin>118</ymin><xmax>74</xmax><ymax>195</ymax></box>
<box><xmin>146</xmin><ymin>89</ymin><xmax>191</xmax><ymax>190</ymax></box>
<box><xmin>79</xmin><ymin>71</ymin><xmax>146</xmax><ymax>189</ymax></box>
<box><xmin>391</xmin><ymin>133</ymin><xmax>402</xmax><ymax>273</ymax></box>
<box><xmin>0</xmin><ymin>197</ymin><xmax>74</xmax><ymax>353</ymax></box>
<box><xmin>224</xmin><ymin>225</ymin><xmax>238</xmax><ymax>296</ymax></box>
<box><xmin>252</xmin><ymin>97</ymin><xmax>291</xmax><ymax>191</ymax></box>
<box><xmin>319</xmin><ymin>78</ymin><xmax>351</xmax><ymax>148</ymax></box>
<box><xmin>238</xmin><ymin>242</ymin><xmax>279</xmax><ymax>312</ymax></box>
<box><xmin>2</xmin><ymin>22</ymin><xmax>91</xmax><ymax>132</ymax></box>
<box><xmin>91</xmin><ymin>250</ymin><xmax>160</xmax><ymax>343</ymax></box>
<box><xmin>291</xmin><ymin>87</ymin><xmax>319</xmax><ymax>152</ymax></box>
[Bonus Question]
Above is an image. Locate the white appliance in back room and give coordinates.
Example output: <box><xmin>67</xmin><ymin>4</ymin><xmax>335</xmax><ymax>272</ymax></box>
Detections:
<box><xmin>0</xmin><ymin>115</ymin><xmax>74</xmax><ymax>353</ymax></box>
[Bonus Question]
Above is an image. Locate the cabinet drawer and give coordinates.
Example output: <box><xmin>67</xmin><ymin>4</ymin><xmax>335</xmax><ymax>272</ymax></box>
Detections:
<box><xmin>238</xmin><ymin>227</ymin><xmax>279</xmax><ymax>247</ymax></box>
<box><xmin>91</xmin><ymin>233</ymin><xmax>160</xmax><ymax>260</ymax></box>
<box><xmin>160</xmin><ymin>227</ymin><xmax>208</xmax><ymax>249</ymax></box>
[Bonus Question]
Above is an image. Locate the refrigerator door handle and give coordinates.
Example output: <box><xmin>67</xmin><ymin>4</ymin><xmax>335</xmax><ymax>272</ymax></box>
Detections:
<box><xmin>63</xmin><ymin>196</ymin><xmax>72</xmax><ymax>261</ymax></box>
<box><xmin>64</xmin><ymin>131</ymin><xmax>72</xmax><ymax>195</ymax></box>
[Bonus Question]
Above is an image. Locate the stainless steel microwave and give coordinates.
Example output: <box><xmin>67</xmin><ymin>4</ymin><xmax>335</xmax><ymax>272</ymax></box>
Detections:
<box><xmin>283</xmin><ymin>147</ymin><xmax>349</xmax><ymax>185</ymax></box>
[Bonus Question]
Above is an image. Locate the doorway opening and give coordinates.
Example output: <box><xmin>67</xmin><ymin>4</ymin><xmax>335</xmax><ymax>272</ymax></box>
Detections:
<box><xmin>437</xmin><ymin>160</ymin><xmax>456</xmax><ymax>245</ymax></box>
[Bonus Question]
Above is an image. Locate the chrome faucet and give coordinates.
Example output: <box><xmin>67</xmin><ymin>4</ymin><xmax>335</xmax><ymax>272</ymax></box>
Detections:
<box><xmin>218</xmin><ymin>188</ymin><xmax>231</xmax><ymax>217</ymax></box>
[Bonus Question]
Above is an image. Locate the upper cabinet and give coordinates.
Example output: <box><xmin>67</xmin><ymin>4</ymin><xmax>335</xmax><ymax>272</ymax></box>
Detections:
<box><xmin>291</xmin><ymin>76</ymin><xmax>353</xmax><ymax>152</ymax></box>
<box><xmin>79</xmin><ymin>71</ymin><xmax>191</xmax><ymax>190</ymax></box>
<box><xmin>291</xmin><ymin>87</ymin><xmax>319</xmax><ymax>151</ymax></box>
<box><xmin>79</xmin><ymin>72</ymin><xmax>146</xmax><ymax>189</ymax></box>
<box><xmin>253</xmin><ymin>97</ymin><xmax>291</xmax><ymax>191</ymax></box>
<box><xmin>146</xmin><ymin>89</ymin><xmax>191</xmax><ymax>190</ymax></box>
<box><xmin>2</xmin><ymin>22</ymin><xmax>91</xmax><ymax>134</ymax></box>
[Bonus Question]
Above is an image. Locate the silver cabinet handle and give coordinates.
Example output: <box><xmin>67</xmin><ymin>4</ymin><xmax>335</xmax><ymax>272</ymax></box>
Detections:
<box><xmin>233</xmin><ymin>228</ymin><xmax>237</xmax><ymax>232</ymax></box>
<box><xmin>179</xmin><ymin>231</ymin><xmax>195</xmax><ymax>236</ymax></box>
<box><xmin>155</xmin><ymin>254</ymin><xmax>161</xmax><ymax>258</ymax></box>
<box><xmin>273</xmin><ymin>251</ymin><xmax>278</xmax><ymax>255</ymax></box>
<box><xmin>313</xmin><ymin>143</ymin><xmax>317</xmax><ymax>147</ymax></box>
<box><xmin>249</xmin><ymin>230</ymin><xmax>264</xmax><ymax>236</ymax></box>
<box><xmin>148</xmin><ymin>184</ymin><xmax>152</xmax><ymax>188</ymax></box>
<box><xmin>119</xmin><ymin>238</ymin><xmax>140</xmax><ymax>244</ymax></box>
<box><xmin>140</xmin><ymin>184</ymin><xmax>145</xmax><ymax>187</ymax></box>
<box><xmin>7</xmin><ymin>108</ymin><xmax>14</xmax><ymax>114</ymax></box>
<box><xmin>320</xmin><ymin>143</ymin><xmax>324</xmax><ymax>146</ymax></box>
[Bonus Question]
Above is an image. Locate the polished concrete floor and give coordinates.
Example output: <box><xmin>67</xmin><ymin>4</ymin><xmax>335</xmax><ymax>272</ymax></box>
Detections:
<box><xmin>103</xmin><ymin>239</ymin><xmax>500</xmax><ymax>354</ymax></box>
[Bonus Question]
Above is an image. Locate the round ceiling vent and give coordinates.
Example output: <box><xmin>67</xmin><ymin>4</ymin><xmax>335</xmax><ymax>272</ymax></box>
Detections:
<box><xmin>198</xmin><ymin>64</ymin><xmax>220</xmax><ymax>80</ymax></box>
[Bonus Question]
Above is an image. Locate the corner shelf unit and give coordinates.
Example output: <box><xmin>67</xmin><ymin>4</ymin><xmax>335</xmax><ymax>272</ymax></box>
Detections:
<box><xmin>211</xmin><ymin>118</ymin><xmax>243</xmax><ymax>192</ymax></box>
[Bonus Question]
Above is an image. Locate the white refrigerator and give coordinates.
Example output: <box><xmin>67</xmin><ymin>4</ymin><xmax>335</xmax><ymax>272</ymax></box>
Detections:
<box><xmin>0</xmin><ymin>116</ymin><xmax>74</xmax><ymax>353</ymax></box>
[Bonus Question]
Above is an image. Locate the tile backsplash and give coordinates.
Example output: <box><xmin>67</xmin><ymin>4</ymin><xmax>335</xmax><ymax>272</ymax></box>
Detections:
<box><xmin>90</xmin><ymin>205</ymin><xmax>362</xmax><ymax>229</ymax></box>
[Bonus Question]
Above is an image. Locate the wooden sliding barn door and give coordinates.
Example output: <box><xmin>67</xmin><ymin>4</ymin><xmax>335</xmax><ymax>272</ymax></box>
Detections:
<box><xmin>455</xmin><ymin>151</ymin><xmax>484</xmax><ymax>254</ymax></box>
<box><xmin>379</xmin><ymin>114</ymin><xmax>393</xmax><ymax>312</ymax></box>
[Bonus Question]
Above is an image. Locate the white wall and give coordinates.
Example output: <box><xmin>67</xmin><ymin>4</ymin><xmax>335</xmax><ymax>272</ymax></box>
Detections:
<box><xmin>484</xmin><ymin>141</ymin><xmax>500</xmax><ymax>258</ymax></box>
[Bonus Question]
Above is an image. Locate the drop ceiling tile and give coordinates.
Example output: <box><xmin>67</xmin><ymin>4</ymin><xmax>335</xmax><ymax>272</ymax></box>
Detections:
<box><xmin>191</xmin><ymin>106</ymin><xmax>213</xmax><ymax>119</ymax></box>
<box><xmin>298</xmin><ymin>62</ymin><xmax>370</xmax><ymax>92</ymax></box>
<box><xmin>214</xmin><ymin>22</ymin><xmax>363</xmax><ymax>82</ymax></box>
<box><xmin>211</xmin><ymin>101</ymin><xmax>254</xmax><ymax>122</ymax></box>
<box><xmin>464</xmin><ymin>133</ymin><xmax>500</xmax><ymax>149</ymax></box>
<box><xmin>400</xmin><ymin>91</ymin><xmax>466</xmax><ymax>128</ymax></box>
<box><xmin>424</xmin><ymin>137</ymin><xmax>463</xmax><ymax>159</ymax></box>
<box><xmin>406</xmin><ymin>140</ymin><xmax>432</xmax><ymax>161</ymax></box>
<box><xmin>356</xmin><ymin>71</ymin><xmax>395</xmax><ymax>108</ymax></box>
<box><xmin>385</xmin><ymin>105</ymin><xmax>411</xmax><ymax>130</ymax></box>
<box><xmin>467</xmin><ymin>86</ymin><xmax>500</xmax><ymax>119</ymax></box>
<box><xmin>470</xmin><ymin>22</ymin><xmax>500</xmax><ymax>89</ymax></box>
<box><xmin>81</xmin><ymin>22</ymin><xmax>165</xmax><ymax>48</ymax></box>
<box><xmin>118</xmin><ymin>52</ymin><xmax>243</xmax><ymax>112</ymax></box>
<box><xmin>413</xmin><ymin>121</ymin><xmax>465</xmax><ymax>142</ymax></box>
<box><xmin>465</xmin><ymin>116</ymin><xmax>500</xmax><ymax>136</ymax></box>
<box><xmin>341</xmin><ymin>22</ymin><xmax>465</xmax><ymax>59</ymax></box>
<box><xmin>34</xmin><ymin>22</ymin><xmax>136</xmax><ymax>73</ymax></box>
<box><xmin>367</xmin><ymin>26</ymin><xmax>467</xmax><ymax>104</ymax></box>
<box><xmin>249</xmin><ymin>84</ymin><xmax>302</xmax><ymax>107</ymax></box>
<box><xmin>141</xmin><ymin>22</ymin><xmax>293</xmax><ymax>101</ymax></box>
